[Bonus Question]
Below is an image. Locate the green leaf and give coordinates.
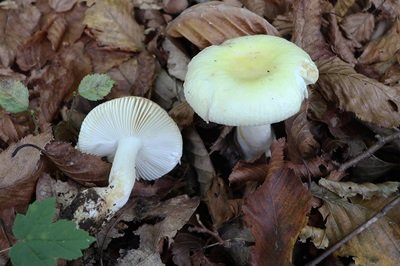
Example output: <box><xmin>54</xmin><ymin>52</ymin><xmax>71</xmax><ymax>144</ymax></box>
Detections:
<box><xmin>78</xmin><ymin>73</ymin><xmax>114</xmax><ymax>101</ymax></box>
<box><xmin>9</xmin><ymin>198</ymin><xmax>95</xmax><ymax>266</ymax></box>
<box><xmin>0</xmin><ymin>79</ymin><xmax>29</xmax><ymax>113</ymax></box>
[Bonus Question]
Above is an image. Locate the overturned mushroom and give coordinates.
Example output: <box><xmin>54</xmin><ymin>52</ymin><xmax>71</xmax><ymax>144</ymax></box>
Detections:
<box><xmin>70</xmin><ymin>96</ymin><xmax>182</xmax><ymax>229</ymax></box>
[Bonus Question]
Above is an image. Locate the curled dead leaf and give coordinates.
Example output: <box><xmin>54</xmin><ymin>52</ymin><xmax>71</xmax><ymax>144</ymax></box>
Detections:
<box><xmin>340</xmin><ymin>13</ymin><xmax>375</xmax><ymax>43</ymax></box>
<box><xmin>242</xmin><ymin>0</ymin><xmax>292</xmax><ymax>20</ymax></box>
<box><xmin>317</xmin><ymin>56</ymin><xmax>400</xmax><ymax>128</ymax></box>
<box><xmin>84</xmin><ymin>0</ymin><xmax>144</xmax><ymax>51</ymax></box>
<box><xmin>166</xmin><ymin>1</ymin><xmax>279</xmax><ymax>49</ymax></box>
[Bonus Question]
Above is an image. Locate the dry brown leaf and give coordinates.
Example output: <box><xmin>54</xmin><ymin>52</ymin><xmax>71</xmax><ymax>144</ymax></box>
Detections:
<box><xmin>205</xmin><ymin>176</ymin><xmax>242</xmax><ymax>227</ymax></box>
<box><xmin>319</xmin><ymin>178</ymin><xmax>400</xmax><ymax>200</ymax></box>
<box><xmin>61</xmin><ymin>2</ymin><xmax>87</xmax><ymax>45</ymax></box>
<box><xmin>107</xmin><ymin>50</ymin><xmax>156</xmax><ymax>98</ymax></box>
<box><xmin>162</xmin><ymin>38</ymin><xmax>189</xmax><ymax>81</ymax></box>
<box><xmin>287</xmin><ymin>156</ymin><xmax>334</xmax><ymax>179</ymax></box>
<box><xmin>166</xmin><ymin>1</ymin><xmax>279</xmax><ymax>49</ymax></box>
<box><xmin>49</xmin><ymin>0</ymin><xmax>77</xmax><ymax>12</ymax></box>
<box><xmin>16</xmin><ymin>29</ymin><xmax>55</xmax><ymax>71</ymax></box>
<box><xmin>172</xmin><ymin>232</ymin><xmax>205</xmax><ymax>266</ymax></box>
<box><xmin>84</xmin><ymin>0</ymin><xmax>144</xmax><ymax>52</ymax></box>
<box><xmin>312</xmin><ymin>184</ymin><xmax>400</xmax><ymax>265</ymax></box>
<box><xmin>117</xmin><ymin>195</ymin><xmax>200</xmax><ymax>265</ymax></box>
<box><xmin>327</xmin><ymin>13</ymin><xmax>357</xmax><ymax>64</ymax></box>
<box><xmin>228</xmin><ymin>160</ymin><xmax>267</xmax><ymax>184</ymax></box>
<box><xmin>358</xmin><ymin>18</ymin><xmax>400</xmax><ymax>65</ymax></box>
<box><xmin>243</xmin><ymin>168</ymin><xmax>311</xmax><ymax>265</ymax></box>
<box><xmin>285</xmin><ymin>109</ymin><xmax>320</xmax><ymax>162</ymax></box>
<box><xmin>299</xmin><ymin>225</ymin><xmax>329</xmax><ymax>249</ymax></box>
<box><xmin>169</xmin><ymin>101</ymin><xmax>194</xmax><ymax>128</ymax></box>
<box><xmin>266</xmin><ymin>138</ymin><xmax>286</xmax><ymax>178</ymax></box>
<box><xmin>47</xmin><ymin>15</ymin><xmax>67</xmax><ymax>51</ymax></box>
<box><xmin>334</xmin><ymin>0</ymin><xmax>356</xmax><ymax>21</ymax></box>
<box><xmin>85</xmin><ymin>40</ymin><xmax>132</xmax><ymax>73</ymax></box>
<box><xmin>29</xmin><ymin>41</ymin><xmax>92</xmax><ymax>124</ymax></box>
<box><xmin>241</xmin><ymin>0</ymin><xmax>292</xmax><ymax>20</ymax></box>
<box><xmin>382</xmin><ymin>62</ymin><xmax>400</xmax><ymax>86</ymax></box>
<box><xmin>43</xmin><ymin>141</ymin><xmax>109</xmax><ymax>186</ymax></box>
<box><xmin>183</xmin><ymin>127</ymin><xmax>216</xmax><ymax>195</ymax></box>
<box><xmin>0</xmin><ymin>110</ymin><xmax>24</xmax><ymax>144</ymax></box>
<box><xmin>0</xmin><ymin>3</ymin><xmax>41</xmax><ymax>67</ymax></box>
<box><xmin>340</xmin><ymin>13</ymin><xmax>375</xmax><ymax>43</ymax></box>
<box><xmin>0</xmin><ymin>130</ymin><xmax>52</xmax><ymax>209</ymax></box>
<box><xmin>372</xmin><ymin>0</ymin><xmax>400</xmax><ymax>18</ymax></box>
<box><xmin>317</xmin><ymin>56</ymin><xmax>400</xmax><ymax>128</ymax></box>
<box><xmin>272</xmin><ymin>13</ymin><xmax>293</xmax><ymax>36</ymax></box>
<box><xmin>292</xmin><ymin>0</ymin><xmax>332</xmax><ymax>61</ymax></box>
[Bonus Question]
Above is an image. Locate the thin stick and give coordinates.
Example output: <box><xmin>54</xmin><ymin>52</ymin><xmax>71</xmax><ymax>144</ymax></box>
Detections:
<box><xmin>0</xmin><ymin>247</ymin><xmax>11</xmax><ymax>254</ymax></box>
<box><xmin>339</xmin><ymin>132</ymin><xmax>400</xmax><ymax>173</ymax></box>
<box><xmin>305</xmin><ymin>194</ymin><xmax>400</xmax><ymax>266</ymax></box>
<box><xmin>189</xmin><ymin>214</ymin><xmax>227</xmax><ymax>247</ymax></box>
<box><xmin>11</xmin><ymin>143</ymin><xmax>45</xmax><ymax>157</ymax></box>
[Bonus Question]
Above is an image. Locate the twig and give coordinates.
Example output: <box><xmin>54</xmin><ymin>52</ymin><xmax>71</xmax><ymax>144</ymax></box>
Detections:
<box><xmin>11</xmin><ymin>143</ymin><xmax>44</xmax><ymax>157</ymax></box>
<box><xmin>305</xmin><ymin>194</ymin><xmax>400</xmax><ymax>266</ymax></box>
<box><xmin>0</xmin><ymin>247</ymin><xmax>11</xmax><ymax>254</ymax></box>
<box><xmin>338</xmin><ymin>132</ymin><xmax>400</xmax><ymax>173</ymax></box>
<box><xmin>189</xmin><ymin>214</ymin><xmax>228</xmax><ymax>247</ymax></box>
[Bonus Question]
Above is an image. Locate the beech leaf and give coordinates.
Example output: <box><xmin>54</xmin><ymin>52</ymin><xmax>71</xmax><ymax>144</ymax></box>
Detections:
<box><xmin>317</xmin><ymin>56</ymin><xmax>400</xmax><ymax>128</ymax></box>
<box><xmin>166</xmin><ymin>1</ymin><xmax>279</xmax><ymax>49</ymax></box>
<box><xmin>0</xmin><ymin>79</ymin><xmax>29</xmax><ymax>113</ymax></box>
<box><xmin>78</xmin><ymin>73</ymin><xmax>114</xmax><ymax>101</ymax></box>
<box><xmin>340</xmin><ymin>13</ymin><xmax>375</xmax><ymax>43</ymax></box>
<box><xmin>319</xmin><ymin>178</ymin><xmax>400</xmax><ymax>199</ymax></box>
<box><xmin>84</xmin><ymin>0</ymin><xmax>144</xmax><ymax>52</ymax></box>
<box><xmin>312</xmin><ymin>184</ymin><xmax>400</xmax><ymax>265</ymax></box>
<box><xmin>243</xmin><ymin>168</ymin><xmax>311</xmax><ymax>265</ymax></box>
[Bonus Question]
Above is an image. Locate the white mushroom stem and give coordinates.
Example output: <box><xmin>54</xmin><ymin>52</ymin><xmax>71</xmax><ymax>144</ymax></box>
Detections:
<box><xmin>235</xmin><ymin>125</ymin><xmax>275</xmax><ymax>162</ymax></box>
<box><xmin>101</xmin><ymin>137</ymin><xmax>142</xmax><ymax>212</ymax></box>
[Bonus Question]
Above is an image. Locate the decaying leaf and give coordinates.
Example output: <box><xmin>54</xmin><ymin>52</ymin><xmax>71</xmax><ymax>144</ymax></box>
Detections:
<box><xmin>0</xmin><ymin>3</ymin><xmax>41</xmax><ymax>67</ymax></box>
<box><xmin>358</xmin><ymin>18</ymin><xmax>400</xmax><ymax>65</ymax></box>
<box><xmin>166</xmin><ymin>1</ymin><xmax>279</xmax><ymax>49</ymax></box>
<box><xmin>84</xmin><ymin>0</ymin><xmax>144</xmax><ymax>51</ymax></box>
<box><xmin>299</xmin><ymin>225</ymin><xmax>329</xmax><ymax>249</ymax></box>
<box><xmin>162</xmin><ymin>38</ymin><xmax>189</xmax><ymax>81</ymax></box>
<box><xmin>116</xmin><ymin>195</ymin><xmax>200</xmax><ymax>265</ymax></box>
<box><xmin>43</xmin><ymin>141</ymin><xmax>109</xmax><ymax>186</ymax></box>
<box><xmin>287</xmin><ymin>156</ymin><xmax>334</xmax><ymax>179</ymax></box>
<box><xmin>0</xmin><ymin>130</ymin><xmax>52</xmax><ymax>209</ymax></box>
<box><xmin>243</xmin><ymin>168</ymin><xmax>311</xmax><ymax>265</ymax></box>
<box><xmin>285</xmin><ymin>109</ymin><xmax>320</xmax><ymax>162</ymax></box>
<box><xmin>319</xmin><ymin>178</ymin><xmax>400</xmax><ymax>199</ymax></box>
<box><xmin>49</xmin><ymin>0</ymin><xmax>77</xmax><ymax>12</ymax></box>
<box><xmin>228</xmin><ymin>160</ymin><xmax>267</xmax><ymax>184</ymax></box>
<box><xmin>317</xmin><ymin>56</ymin><xmax>400</xmax><ymax>128</ymax></box>
<box><xmin>334</xmin><ymin>0</ymin><xmax>356</xmax><ymax>21</ymax></box>
<box><xmin>312</xmin><ymin>184</ymin><xmax>400</xmax><ymax>265</ymax></box>
<box><xmin>371</xmin><ymin>0</ymin><xmax>400</xmax><ymax>18</ymax></box>
<box><xmin>183</xmin><ymin>127</ymin><xmax>216</xmax><ymax>195</ymax></box>
<box><xmin>340</xmin><ymin>13</ymin><xmax>375</xmax><ymax>43</ymax></box>
<box><xmin>169</xmin><ymin>101</ymin><xmax>194</xmax><ymax>128</ymax></box>
<box><xmin>107</xmin><ymin>50</ymin><xmax>156</xmax><ymax>98</ymax></box>
<box><xmin>241</xmin><ymin>0</ymin><xmax>292</xmax><ymax>20</ymax></box>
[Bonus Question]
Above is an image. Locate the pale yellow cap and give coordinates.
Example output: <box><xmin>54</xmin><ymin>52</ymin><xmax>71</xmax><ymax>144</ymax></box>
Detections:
<box><xmin>184</xmin><ymin>35</ymin><xmax>319</xmax><ymax>126</ymax></box>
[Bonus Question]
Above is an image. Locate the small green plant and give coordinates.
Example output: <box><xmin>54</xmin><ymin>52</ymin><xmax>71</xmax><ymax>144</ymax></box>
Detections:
<box><xmin>78</xmin><ymin>73</ymin><xmax>114</xmax><ymax>101</ymax></box>
<box><xmin>0</xmin><ymin>79</ymin><xmax>29</xmax><ymax>113</ymax></box>
<box><xmin>8</xmin><ymin>198</ymin><xmax>95</xmax><ymax>266</ymax></box>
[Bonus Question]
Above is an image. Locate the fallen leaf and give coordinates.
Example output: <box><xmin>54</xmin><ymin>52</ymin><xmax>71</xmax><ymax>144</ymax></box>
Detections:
<box><xmin>340</xmin><ymin>13</ymin><xmax>375</xmax><ymax>43</ymax></box>
<box><xmin>312</xmin><ymin>184</ymin><xmax>400</xmax><ymax>265</ymax></box>
<box><xmin>117</xmin><ymin>195</ymin><xmax>200</xmax><ymax>265</ymax></box>
<box><xmin>172</xmin><ymin>232</ymin><xmax>205</xmax><ymax>266</ymax></box>
<box><xmin>107</xmin><ymin>50</ymin><xmax>156</xmax><ymax>98</ymax></box>
<box><xmin>168</xmin><ymin>101</ymin><xmax>194</xmax><ymax>128</ymax></box>
<box><xmin>49</xmin><ymin>0</ymin><xmax>77</xmax><ymax>12</ymax></box>
<box><xmin>243</xmin><ymin>168</ymin><xmax>311</xmax><ymax>265</ymax></box>
<box><xmin>162</xmin><ymin>38</ymin><xmax>189</xmax><ymax>81</ymax></box>
<box><xmin>334</xmin><ymin>0</ymin><xmax>356</xmax><ymax>21</ymax></box>
<box><xmin>358</xmin><ymin>18</ymin><xmax>400</xmax><ymax>65</ymax></box>
<box><xmin>228</xmin><ymin>160</ymin><xmax>267</xmax><ymax>184</ymax></box>
<box><xmin>371</xmin><ymin>0</ymin><xmax>400</xmax><ymax>18</ymax></box>
<box><xmin>0</xmin><ymin>3</ymin><xmax>41</xmax><ymax>67</ymax></box>
<box><xmin>84</xmin><ymin>0</ymin><xmax>144</xmax><ymax>51</ymax></box>
<box><xmin>317</xmin><ymin>56</ymin><xmax>400</xmax><ymax>128</ymax></box>
<box><xmin>287</xmin><ymin>156</ymin><xmax>334</xmax><ymax>179</ymax></box>
<box><xmin>299</xmin><ymin>225</ymin><xmax>329</xmax><ymax>249</ymax></box>
<box><xmin>43</xmin><ymin>141</ymin><xmax>110</xmax><ymax>186</ymax></box>
<box><xmin>183</xmin><ymin>127</ymin><xmax>216</xmax><ymax>195</ymax></box>
<box><xmin>241</xmin><ymin>0</ymin><xmax>292</xmax><ymax>20</ymax></box>
<box><xmin>166</xmin><ymin>1</ymin><xmax>279</xmax><ymax>49</ymax></box>
<box><xmin>292</xmin><ymin>0</ymin><xmax>332</xmax><ymax>61</ymax></box>
<box><xmin>0</xmin><ymin>130</ymin><xmax>52</xmax><ymax>209</ymax></box>
<box><xmin>319</xmin><ymin>178</ymin><xmax>400</xmax><ymax>200</ymax></box>
<box><xmin>272</xmin><ymin>13</ymin><xmax>293</xmax><ymax>36</ymax></box>
<box><xmin>47</xmin><ymin>15</ymin><xmax>68</xmax><ymax>51</ymax></box>
<box><xmin>285</xmin><ymin>109</ymin><xmax>320</xmax><ymax>162</ymax></box>
<box><xmin>0</xmin><ymin>110</ymin><xmax>21</xmax><ymax>144</ymax></box>
<box><xmin>266</xmin><ymin>138</ymin><xmax>286</xmax><ymax>178</ymax></box>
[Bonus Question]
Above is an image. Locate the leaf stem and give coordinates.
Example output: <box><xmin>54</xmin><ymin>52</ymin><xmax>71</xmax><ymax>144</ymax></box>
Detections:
<box><xmin>11</xmin><ymin>143</ymin><xmax>45</xmax><ymax>157</ymax></box>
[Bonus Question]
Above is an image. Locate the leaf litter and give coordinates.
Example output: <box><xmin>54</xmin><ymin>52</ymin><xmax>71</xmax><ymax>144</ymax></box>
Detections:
<box><xmin>0</xmin><ymin>0</ymin><xmax>399</xmax><ymax>265</ymax></box>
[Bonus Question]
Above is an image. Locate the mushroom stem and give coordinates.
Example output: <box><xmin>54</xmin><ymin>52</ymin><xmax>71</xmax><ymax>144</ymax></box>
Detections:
<box><xmin>103</xmin><ymin>137</ymin><xmax>142</xmax><ymax>212</ymax></box>
<box><xmin>235</xmin><ymin>124</ymin><xmax>275</xmax><ymax>162</ymax></box>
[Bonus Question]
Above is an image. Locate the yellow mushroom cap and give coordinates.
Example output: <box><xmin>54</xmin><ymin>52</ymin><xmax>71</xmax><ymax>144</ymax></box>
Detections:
<box><xmin>184</xmin><ymin>35</ymin><xmax>319</xmax><ymax>126</ymax></box>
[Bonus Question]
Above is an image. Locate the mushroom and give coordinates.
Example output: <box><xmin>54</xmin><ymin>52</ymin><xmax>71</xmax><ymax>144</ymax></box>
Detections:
<box><xmin>184</xmin><ymin>35</ymin><xmax>319</xmax><ymax>161</ymax></box>
<box><xmin>72</xmin><ymin>96</ymin><xmax>182</xmax><ymax>227</ymax></box>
